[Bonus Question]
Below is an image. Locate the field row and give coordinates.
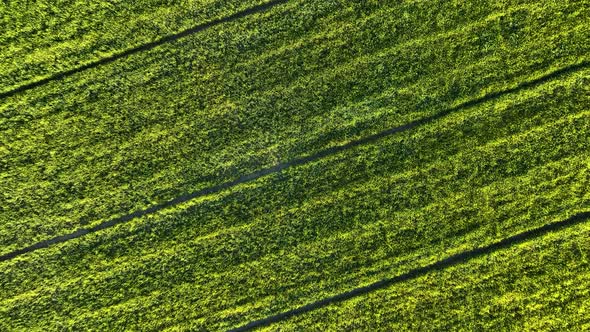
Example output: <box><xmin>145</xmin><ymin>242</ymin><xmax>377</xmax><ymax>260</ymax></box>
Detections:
<box><xmin>261</xmin><ymin>217</ymin><xmax>590</xmax><ymax>331</ymax></box>
<box><xmin>0</xmin><ymin>0</ymin><xmax>271</xmax><ymax>91</ymax></box>
<box><xmin>2</xmin><ymin>0</ymin><xmax>589</xmax><ymax>254</ymax></box>
<box><xmin>1</xmin><ymin>66</ymin><xmax>588</xmax><ymax>330</ymax></box>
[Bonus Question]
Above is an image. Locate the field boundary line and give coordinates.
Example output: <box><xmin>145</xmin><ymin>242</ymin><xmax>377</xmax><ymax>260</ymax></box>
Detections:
<box><xmin>229</xmin><ymin>211</ymin><xmax>590</xmax><ymax>331</ymax></box>
<box><xmin>0</xmin><ymin>60</ymin><xmax>588</xmax><ymax>262</ymax></box>
<box><xmin>0</xmin><ymin>0</ymin><xmax>289</xmax><ymax>100</ymax></box>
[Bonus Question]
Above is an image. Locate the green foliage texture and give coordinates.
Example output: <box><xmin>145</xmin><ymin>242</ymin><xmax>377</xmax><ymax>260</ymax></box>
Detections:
<box><xmin>0</xmin><ymin>0</ymin><xmax>589</xmax><ymax>330</ymax></box>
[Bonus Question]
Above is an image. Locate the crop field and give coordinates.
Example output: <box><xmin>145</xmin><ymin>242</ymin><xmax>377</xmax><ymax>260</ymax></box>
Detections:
<box><xmin>0</xmin><ymin>0</ymin><xmax>589</xmax><ymax>330</ymax></box>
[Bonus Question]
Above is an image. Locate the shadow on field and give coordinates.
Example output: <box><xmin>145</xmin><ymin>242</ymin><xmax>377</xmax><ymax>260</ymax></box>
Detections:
<box><xmin>0</xmin><ymin>60</ymin><xmax>588</xmax><ymax>263</ymax></box>
<box><xmin>230</xmin><ymin>211</ymin><xmax>590</xmax><ymax>331</ymax></box>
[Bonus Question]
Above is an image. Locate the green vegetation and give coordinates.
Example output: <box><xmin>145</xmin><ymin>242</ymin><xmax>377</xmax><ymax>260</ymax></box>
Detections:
<box><xmin>0</xmin><ymin>0</ymin><xmax>269</xmax><ymax>91</ymax></box>
<box><xmin>2</xmin><ymin>0</ymin><xmax>588</xmax><ymax>254</ymax></box>
<box><xmin>1</xmin><ymin>0</ymin><xmax>589</xmax><ymax>330</ymax></box>
<box><xmin>264</xmin><ymin>219</ymin><xmax>590</xmax><ymax>331</ymax></box>
<box><xmin>1</xmin><ymin>65</ymin><xmax>588</xmax><ymax>330</ymax></box>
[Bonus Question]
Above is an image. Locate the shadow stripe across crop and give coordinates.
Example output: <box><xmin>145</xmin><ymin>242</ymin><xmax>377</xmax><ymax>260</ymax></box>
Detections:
<box><xmin>0</xmin><ymin>60</ymin><xmax>587</xmax><ymax>263</ymax></box>
<box><xmin>229</xmin><ymin>211</ymin><xmax>590</xmax><ymax>331</ymax></box>
<box><xmin>0</xmin><ymin>0</ymin><xmax>289</xmax><ymax>100</ymax></box>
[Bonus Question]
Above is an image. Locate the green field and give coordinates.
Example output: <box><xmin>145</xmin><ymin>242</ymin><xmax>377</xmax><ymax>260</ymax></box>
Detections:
<box><xmin>1</xmin><ymin>0</ymin><xmax>589</xmax><ymax>330</ymax></box>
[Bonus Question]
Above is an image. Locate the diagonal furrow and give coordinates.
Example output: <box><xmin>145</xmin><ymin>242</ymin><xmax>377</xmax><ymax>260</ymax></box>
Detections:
<box><xmin>0</xmin><ymin>59</ymin><xmax>587</xmax><ymax>263</ymax></box>
<box><xmin>230</xmin><ymin>211</ymin><xmax>590</xmax><ymax>331</ymax></box>
<box><xmin>0</xmin><ymin>0</ymin><xmax>289</xmax><ymax>100</ymax></box>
